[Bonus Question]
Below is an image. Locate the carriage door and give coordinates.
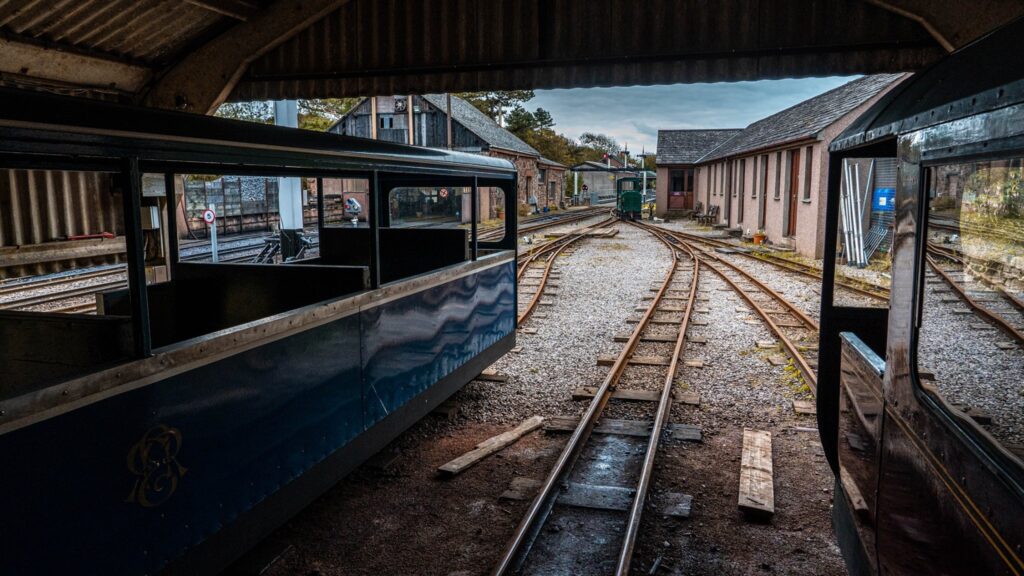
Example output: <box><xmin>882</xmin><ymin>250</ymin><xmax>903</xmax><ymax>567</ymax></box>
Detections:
<box><xmin>818</xmin><ymin>152</ymin><xmax>894</xmax><ymax>575</ymax></box>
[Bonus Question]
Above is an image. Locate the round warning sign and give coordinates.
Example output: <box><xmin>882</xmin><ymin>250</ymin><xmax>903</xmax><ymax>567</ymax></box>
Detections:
<box><xmin>439</xmin><ymin>188</ymin><xmax>449</xmax><ymax>198</ymax></box>
<box><xmin>202</xmin><ymin>209</ymin><xmax>216</xmax><ymax>224</ymax></box>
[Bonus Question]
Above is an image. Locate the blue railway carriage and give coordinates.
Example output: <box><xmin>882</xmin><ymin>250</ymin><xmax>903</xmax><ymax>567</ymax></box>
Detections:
<box><xmin>0</xmin><ymin>89</ymin><xmax>517</xmax><ymax>574</ymax></box>
<box><xmin>817</xmin><ymin>19</ymin><xmax>1024</xmax><ymax>576</ymax></box>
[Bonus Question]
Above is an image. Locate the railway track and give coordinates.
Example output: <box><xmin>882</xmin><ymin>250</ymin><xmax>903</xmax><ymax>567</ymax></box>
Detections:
<box><xmin>652</xmin><ymin>224</ymin><xmax>889</xmax><ymax>301</ymax></box>
<box><xmin>637</xmin><ymin>222</ymin><xmax>820</xmax><ymax>392</ymax></box>
<box><xmin>495</xmin><ymin>220</ymin><xmax>700</xmax><ymax>575</ymax></box>
<box><xmin>926</xmin><ymin>242</ymin><xmax>1024</xmax><ymax>346</ymax></box>
<box><xmin>516</xmin><ymin>218</ymin><xmax>615</xmax><ymax>323</ymax></box>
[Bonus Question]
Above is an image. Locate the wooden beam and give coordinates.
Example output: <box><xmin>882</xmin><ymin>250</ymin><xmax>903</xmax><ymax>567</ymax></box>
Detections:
<box><xmin>738</xmin><ymin>429</ymin><xmax>774</xmax><ymax>519</ymax></box>
<box><xmin>437</xmin><ymin>416</ymin><xmax>543</xmax><ymax>476</ymax></box>
<box><xmin>864</xmin><ymin>0</ymin><xmax>1024</xmax><ymax>51</ymax></box>
<box><xmin>0</xmin><ymin>38</ymin><xmax>150</xmax><ymax>93</ymax></box>
<box><xmin>185</xmin><ymin>0</ymin><xmax>259</xmax><ymax>21</ymax></box>
<box><xmin>0</xmin><ymin>237</ymin><xmax>126</xmax><ymax>268</ymax></box>
<box><xmin>144</xmin><ymin>0</ymin><xmax>351</xmax><ymax>113</ymax></box>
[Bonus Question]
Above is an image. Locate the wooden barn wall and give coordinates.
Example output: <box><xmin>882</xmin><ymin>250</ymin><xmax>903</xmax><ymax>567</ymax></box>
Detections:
<box><xmin>0</xmin><ymin>169</ymin><xmax>125</xmax><ymax>279</ymax></box>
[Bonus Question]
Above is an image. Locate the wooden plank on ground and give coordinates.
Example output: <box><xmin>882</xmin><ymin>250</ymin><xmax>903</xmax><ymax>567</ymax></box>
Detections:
<box><xmin>615</xmin><ymin>333</ymin><xmax>677</xmax><ymax>343</ymax></box>
<box><xmin>438</xmin><ymin>416</ymin><xmax>544</xmax><ymax>476</ymax></box>
<box><xmin>738</xmin><ymin>429</ymin><xmax>775</xmax><ymax>519</ymax></box>
<box><xmin>432</xmin><ymin>400</ymin><xmax>460</xmax><ymax>420</ymax></box>
<box><xmin>793</xmin><ymin>400</ymin><xmax>816</xmax><ymax>415</ymax></box>
<box><xmin>676</xmin><ymin>391</ymin><xmax>700</xmax><ymax>406</ymax></box>
<box><xmin>476</xmin><ymin>368</ymin><xmax>508</xmax><ymax>382</ymax></box>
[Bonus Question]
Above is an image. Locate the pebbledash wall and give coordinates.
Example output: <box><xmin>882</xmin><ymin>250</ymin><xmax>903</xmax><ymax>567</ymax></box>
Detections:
<box><xmin>689</xmin><ymin>76</ymin><xmax>904</xmax><ymax>258</ymax></box>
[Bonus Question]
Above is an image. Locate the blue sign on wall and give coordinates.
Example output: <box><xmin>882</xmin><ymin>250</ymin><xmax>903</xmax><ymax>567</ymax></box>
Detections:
<box><xmin>873</xmin><ymin>187</ymin><xmax>895</xmax><ymax>212</ymax></box>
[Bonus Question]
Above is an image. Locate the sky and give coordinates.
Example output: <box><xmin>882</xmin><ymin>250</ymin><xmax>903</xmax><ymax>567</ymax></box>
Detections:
<box><xmin>529</xmin><ymin>76</ymin><xmax>858</xmax><ymax>153</ymax></box>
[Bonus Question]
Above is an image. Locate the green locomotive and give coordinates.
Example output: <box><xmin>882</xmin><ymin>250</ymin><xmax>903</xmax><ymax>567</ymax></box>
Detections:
<box><xmin>615</xmin><ymin>177</ymin><xmax>646</xmax><ymax>221</ymax></box>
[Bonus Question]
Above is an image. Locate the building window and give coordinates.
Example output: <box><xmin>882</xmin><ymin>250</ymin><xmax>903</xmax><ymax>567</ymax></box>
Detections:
<box><xmin>774</xmin><ymin>151</ymin><xmax>782</xmax><ymax>200</ymax></box>
<box><xmin>738</xmin><ymin>159</ymin><xmax>746</xmax><ymax>197</ymax></box>
<box><xmin>803</xmin><ymin>146</ymin><xmax>813</xmax><ymax>201</ymax></box>
<box><xmin>670</xmin><ymin>170</ymin><xmax>685</xmax><ymax>192</ymax></box>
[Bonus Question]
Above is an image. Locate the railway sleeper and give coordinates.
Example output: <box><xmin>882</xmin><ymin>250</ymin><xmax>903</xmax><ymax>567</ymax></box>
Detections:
<box><xmin>499</xmin><ymin>477</ymin><xmax>693</xmax><ymax>518</ymax></box>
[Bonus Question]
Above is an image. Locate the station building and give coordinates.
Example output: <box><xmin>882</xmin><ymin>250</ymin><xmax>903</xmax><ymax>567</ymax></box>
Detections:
<box><xmin>654</xmin><ymin>130</ymin><xmax>741</xmax><ymax>213</ymax></box>
<box><xmin>656</xmin><ymin>74</ymin><xmax>906</xmax><ymax>257</ymax></box>
<box><xmin>329</xmin><ymin>95</ymin><xmax>566</xmax><ymax>211</ymax></box>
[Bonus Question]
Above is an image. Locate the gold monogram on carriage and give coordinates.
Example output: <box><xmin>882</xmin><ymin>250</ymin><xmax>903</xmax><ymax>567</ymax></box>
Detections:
<box><xmin>126</xmin><ymin>424</ymin><xmax>188</xmax><ymax>507</ymax></box>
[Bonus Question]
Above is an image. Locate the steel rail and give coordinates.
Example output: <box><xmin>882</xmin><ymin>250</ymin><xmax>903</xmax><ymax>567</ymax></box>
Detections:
<box><xmin>516</xmin><ymin>217</ymin><xmax>615</xmax><ymax>281</ymax></box>
<box><xmin>926</xmin><ymin>254</ymin><xmax>1024</xmax><ymax>346</ymax></box>
<box><xmin>493</xmin><ymin>220</ymin><xmax>686</xmax><ymax>576</ymax></box>
<box><xmin>651</xmin><ymin>227</ymin><xmax>820</xmax><ymax>392</ymax></box>
<box><xmin>616</xmin><ymin>222</ymin><xmax>700</xmax><ymax>575</ymax></box>
<box><xmin>0</xmin><ymin>267</ymin><xmax>125</xmax><ymax>297</ymax></box>
<box><xmin>0</xmin><ymin>279</ymin><xmax>127</xmax><ymax>310</ymax></box>
<box><xmin>927</xmin><ymin>242</ymin><xmax>1024</xmax><ymax>313</ymax></box>
<box><xmin>654</xmin><ymin>225</ymin><xmax>889</xmax><ymax>301</ymax></box>
<box><xmin>517</xmin><ymin>227</ymin><xmax>597</xmax><ymax>324</ymax></box>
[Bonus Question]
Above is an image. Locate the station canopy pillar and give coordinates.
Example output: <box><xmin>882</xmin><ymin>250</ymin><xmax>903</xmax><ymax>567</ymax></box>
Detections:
<box><xmin>274</xmin><ymin>99</ymin><xmax>304</xmax><ymax>258</ymax></box>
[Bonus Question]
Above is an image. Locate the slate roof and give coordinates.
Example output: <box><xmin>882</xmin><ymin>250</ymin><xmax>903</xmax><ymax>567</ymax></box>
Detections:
<box><xmin>700</xmin><ymin>74</ymin><xmax>905</xmax><ymax>162</ymax></box>
<box><xmin>655</xmin><ymin>129</ymin><xmax>742</xmax><ymax>165</ymax></box>
<box><xmin>420</xmin><ymin>94</ymin><xmax>540</xmax><ymax>157</ymax></box>
<box><xmin>539</xmin><ymin>156</ymin><xmax>567</xmax><ymax>168</ymax></box>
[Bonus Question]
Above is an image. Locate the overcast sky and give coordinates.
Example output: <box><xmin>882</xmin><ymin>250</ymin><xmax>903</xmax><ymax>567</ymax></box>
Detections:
<box><xmin>529</xmin><ymin>76</ymin><xmax>857</xmax><ymax>153</ymax></box>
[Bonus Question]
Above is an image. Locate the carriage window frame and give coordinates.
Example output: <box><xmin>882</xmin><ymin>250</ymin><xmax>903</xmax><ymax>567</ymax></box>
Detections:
<box><xmin>912</xmin><ymin>150</ymin><xmax>1024</xmax><ymax>472</ymax></box>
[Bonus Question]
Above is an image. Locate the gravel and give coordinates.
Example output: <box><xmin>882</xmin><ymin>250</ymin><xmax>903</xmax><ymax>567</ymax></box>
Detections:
<box><xmin>458</xmin><ymin>222</ymin><xmax>671</xmax><ymax>423</ymax></box>
<box><xmin>918</xmin><ymin>271</ymin><xmax>1024</xmax><ymax>447</ymax></box>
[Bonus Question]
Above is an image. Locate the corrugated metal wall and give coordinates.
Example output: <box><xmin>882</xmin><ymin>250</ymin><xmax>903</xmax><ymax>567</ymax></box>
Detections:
<box><xmin>0</xmin><ymin>169</ymin><xmax>124</xmax><ymax>277</ymax></box>
<box><xmin>231</xmin><ymin>0</ymin><xmax>944</xmax><ymax>101</ymax></box>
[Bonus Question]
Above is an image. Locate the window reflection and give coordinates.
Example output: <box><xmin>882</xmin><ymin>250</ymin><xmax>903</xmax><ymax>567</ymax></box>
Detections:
<box><xmin>920</xmin><ymin>157</ymin><xmax>1024</xmax><ymax>461</ymax></box>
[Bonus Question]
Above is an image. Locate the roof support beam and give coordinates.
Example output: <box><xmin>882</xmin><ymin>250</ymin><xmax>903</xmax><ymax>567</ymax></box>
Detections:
<box><xmin>864</xmin><ymin>0</ymin><xmax>1024</xmax><ymax>52</ymax></box>
<box><xmin>0</xmin><ymin>37</ymin><xmax>150</xmax><ymax>94</ymax></box>
<box><xmin>143</xmin><ymin>0</ymin><xmax>351</xmax><ymax>113</ymax></box>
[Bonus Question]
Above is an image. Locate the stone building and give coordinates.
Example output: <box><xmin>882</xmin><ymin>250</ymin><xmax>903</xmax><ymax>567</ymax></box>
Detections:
<box><xmin>329</xmin><ymin>95</ymin><xmax>566</xmax><ymax>211</ymax></box>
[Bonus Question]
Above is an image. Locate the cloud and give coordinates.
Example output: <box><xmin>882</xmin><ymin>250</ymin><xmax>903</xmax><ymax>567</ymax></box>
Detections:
<box><xmin>528</xmin><ymin>77</ymin><xmax>858</xmax><ymax>151</ymax></box>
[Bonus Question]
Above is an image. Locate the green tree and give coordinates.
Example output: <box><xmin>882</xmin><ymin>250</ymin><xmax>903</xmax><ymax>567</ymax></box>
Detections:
<box><xmin>457</xmin><ymin>90</ymin><xmax>536</xmax><ymax>123</ymax></box>
<box><xmin>215</xmin><ymin>99</ymin><xmax>359</xmax><ymax>131</ymax></box>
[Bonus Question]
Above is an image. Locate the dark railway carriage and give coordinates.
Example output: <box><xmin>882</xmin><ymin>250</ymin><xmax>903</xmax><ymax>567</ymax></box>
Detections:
<box><xmin>0</xmin><ymin>90</ymin><xmax>517</xmax><ymax>574</ymax></box>
<box><xmin>818</xmin><ymin>19</ymin><xmax>1024</xmax><ymax>576</ymax></box>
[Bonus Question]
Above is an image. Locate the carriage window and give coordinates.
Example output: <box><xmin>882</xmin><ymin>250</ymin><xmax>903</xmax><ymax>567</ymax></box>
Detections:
<box><xmin>478</xmin><ymin>187</ymin><xmax>507</xmax><ymax>242</ymax></box>
<box><xmin>180</xmin><ymin>173</ymin><xmax>343</xmax><ymax>263</ymax></box>
<box><xmin>919</xmin><ymin>158</ymin><xmax>1024</xmax><ymax>460</ymax></box>
<box><xmin>0</xmin><ymin>168</ymin><xmax>139</xmax><ymax>398</ymax></box>
<box><xmin>317</xmin><ymin>178</ymin><xmax>370</xmax><ymax>228</ymax></box>
<box><xmin>388</xmin><ymin>186</ymin><xmax>471</xmax><ymax>228</ymax></box>
<box><xmin>830</xmin><ymin>157</ymin><xmax>896</xmax><ymax>308</ymax></box>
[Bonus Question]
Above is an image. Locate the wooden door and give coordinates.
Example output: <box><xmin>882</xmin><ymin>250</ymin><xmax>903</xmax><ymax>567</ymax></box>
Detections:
<box><xmin>787</xmin><ymin>149</ymin><xmax>800</xmax><ymax>236</ymax></box>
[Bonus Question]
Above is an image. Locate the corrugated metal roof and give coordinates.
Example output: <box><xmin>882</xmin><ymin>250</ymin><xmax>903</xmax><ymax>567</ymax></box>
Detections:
<box><xmin>700</xmin><ymin>74</ymin><xmax>904</xmax><ymax>161</ymax></box>
<box><xmin>230</xmin><ymin>0</ymin><xmax>943</xmax><ymax>101</ymax></box>
<box><xmin>656</xmin><ymin>129</ymin><xmax>742</xmax><ymax>165</ymax></box>
<box><xmin>0</xmin><ymin>0</ymin><xmax>245</xmax><ymax>64</ymax></box>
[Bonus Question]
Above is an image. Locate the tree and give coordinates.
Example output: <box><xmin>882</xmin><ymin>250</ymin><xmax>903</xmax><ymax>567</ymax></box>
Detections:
<box><xmin>578</xmin><ymin>132</ymin><xmax>621</xmax><ymax>154</ymax></box>
<box><xmin>215</xmin><ymin>98</ymin><xmax>359</xmax><ymax>131</ymax></box>
<box><xmin>457</xmin><ymin>91</ymin><xmax>536</xmax><ymax>123</ymax></box>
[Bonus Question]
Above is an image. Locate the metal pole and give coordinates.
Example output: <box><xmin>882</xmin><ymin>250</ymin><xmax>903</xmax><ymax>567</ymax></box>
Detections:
<box><xmin>209</xmin><ymin>203</ymin><xmax>219</xmax><ymax>263</ymax></box>
<box><xmin>121</xmin><ymin>157</ymin><xmax>152</xmax><ymax>357</ymax></box>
